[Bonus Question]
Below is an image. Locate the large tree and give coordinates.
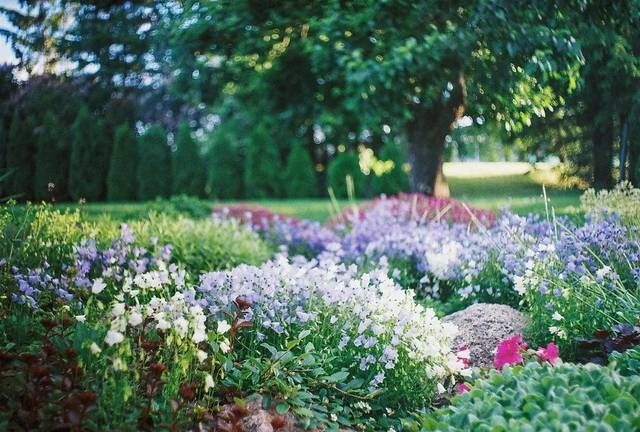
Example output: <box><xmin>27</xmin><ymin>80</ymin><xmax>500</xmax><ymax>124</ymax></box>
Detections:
<box><xmin>171</xmin><ymin>0</ymin><xmax>582</xmax><ymax>196</ymax></box>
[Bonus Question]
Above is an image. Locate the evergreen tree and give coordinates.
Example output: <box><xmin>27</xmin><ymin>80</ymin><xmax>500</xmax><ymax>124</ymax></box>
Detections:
<box><xmin>284</xmin><ymin>144</ymin><xmax>316</xmax><ymax>198</ymax></box>
<box><xmin>172</xmin><ymin>121</ymin><xmax>205</xmax><ymax>196</ymax></box>
<box><xmin>371</xmin><ymin>142</ymin><xmax>409</xmax><ymax>196</ymax></box>
<box><xmin>68</xmin><ymin>106</ymin><xmax>104</xmax><ymax>201</ymax></box>
<box><xmin>6</xmin><ymin>110</ymin><xmax>35</xmax><ymax>200</ymax></box>
<box><xmin>327</xmin><ymin>151</ymin><xmax>365</xmax><ymax>198</ymax></box>
<box><xmin>207</xmin><ymin>124</ymin><xmax>245</xmax><ymax>199</ymax></box>
<box><xmin>244</xmin><ymin>122</ymin><xmax>282</xmax><ymax>198</ymax></box>
<box><xmin>34</xmin><ymin>112</ymin><xmax>68</xmax><ymax>201</ymax></box>
<box><xmin>137</xmin><ymin>124</ymin><xmax>171</xmax><ymax>200</ymax></box>
<box><xmin>107</xmin><ymin>123</ymin><xmax>138</xmax><ymax>201</ymax></box>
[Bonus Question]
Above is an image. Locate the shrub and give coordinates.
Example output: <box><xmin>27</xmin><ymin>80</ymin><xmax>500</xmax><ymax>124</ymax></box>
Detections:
<box><xmin>172</xmin><ymin>121</ymin><xmax>205</xmax><ymax>197</ymax></box>
<box><xmin>148</xmin><ymin>195</ymin><xmax>212</xmax><ymax>219</ymax></box>
<box><xmin>207</xmin><ymin>124</ymin><xmax>245</xmax><ymax>199</ymax></box>
<box><xmin>137</xmin><ymin>124</ymin><xmax>171</xmax><ymax>200</ymax></box>
<box><xmin>327</xmin><ymin>151</ymin><xmax>365</xmax><ymax>198</ymax></box>
<box><xmin>68</xmin><ymin>106</ymin><xmax>108</xmax><ymax>201</ymax></box>
<box><xmin>244</xmin><ymin>121</ymin><xmax>282</xmax><ymax>198</ymax></box>
<box><xmin>107</xmin><ymin>123</ymin><xmax>138</xmax><ymax>201</ymax></box>
<box><xmin>414</xmin><ymin>362</ymin><xmax>640</xmax><ymax>431</ymax></box>
<box><xmin>581</xmin><ymin>181</ymin><xmax>640</xmax><ymax>227</ymax></box>
<box><xmin>371</xmin><ymin>142</ymin><xmax>409</xmax><ymax>195</ymax></box>
<box><xmin>131</xmin><ymin>213</ymin><xmax>271</xmax><ymax>273</ymax></box>
<box><xmin>284</xmin><ymin>144</ymin><xmax>316</xmax><ymax>197</ymax></box>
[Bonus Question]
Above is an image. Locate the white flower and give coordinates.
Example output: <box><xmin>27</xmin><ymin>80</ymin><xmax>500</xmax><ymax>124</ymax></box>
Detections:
<box><xmin>104</xmin><ymin>329</ymin><xmax>125</xmax><ymax>346</ymax></box>
<box><xmin>196</xmin><ymin>350</ymin><xmax>208</xmax><ymax>363</ymax></box>
<box><xmin>204</xmin><ymin>373</ymin><xmax>214</xmax><ymax>392</ymax></box>
<box><xmin>111</xmin><ymin>302</ymin><xmax>126</xmax><ymax>317</ymax></box>
<box><xmin>217</xmin><ymin>320</ymin><xmax>231</xmax><ymax>334</ymax></box>
<box><xmin>220</xmin><ymin>338</ymin><xmax>231</xmax><ymax>353</ymax></box>
<box><xmin>174</xmin><ymin>317</ymin><xmax>189</xmax><ymax>338</ymax></box>
<box><xmin>75</xmin><ymin>315</ymin><xmax>86</xmax><ymax>322</ymax></box>
<box><xmin>90</xmin><ymin>342</ymin><xmax>102</xmax><ymax>354</ymax></box>
<box><xmin>437</xmin><ymin>382</ymin><xmax>446</xmax><ymax>394</ymax></box>
<box><xmin>552</xmin><ymin>312</ymin><xmax>563</xmax><ymax>321</ymax></box>
<box><xmin>92</xmin><ymin>278</ymin><xmax>106</xmax><ymax>294</ymax></box>
<box><xmin>128</xmin><ymin>311</ymin><xmax>143</xmax><ymax>326</ymax></box>
<box><xmin>192</xmin><ymin>328</ymin><xmax>206</xmax><ymax>343</ymax></box>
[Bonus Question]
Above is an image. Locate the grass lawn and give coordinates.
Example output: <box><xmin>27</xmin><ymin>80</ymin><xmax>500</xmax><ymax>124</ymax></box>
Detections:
<box><xmin>47</xmin><ymin>163</ymin><xmax>583</xmax><ymax>222</ymax></box>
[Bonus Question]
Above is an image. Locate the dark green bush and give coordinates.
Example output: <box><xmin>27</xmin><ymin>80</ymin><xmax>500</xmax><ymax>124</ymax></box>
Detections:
<box><xmin>147</xmin><ymin>195</ymin><xmax>212</xmax><ymax>219</ymax></box>
<box><xmin>414</xmin><ymin>362</ymin><xmax>640</xmax><ymax>431</ymax></box>
<box><xmin>107</xmin><ymin>123</ymin><xmax>138</xmax><ymax>201</ymax></box>
<box><xmin>137</xmin><ymin>124</ymin><xmax>171</xmax><ymax>200</ymax></box>
<box><xmin>284</xmin><ymin>144</ymin><xmax>316</xmax><ymax>197</ymax></box>
<box><xmin>371</xmin><ymin>142</ymin><xmax>409</xmax><ymax>195</ymax></box>
<box><xmin>327</xmin><ymin>151</ymin><xmax>365</xmax><ymax>198</ymax></box>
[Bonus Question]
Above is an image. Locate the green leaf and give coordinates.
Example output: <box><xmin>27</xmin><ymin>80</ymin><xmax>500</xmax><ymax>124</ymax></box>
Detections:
<box><xmin>275</xmin><ymin>402</ymin><xmax>290</xmax><ymax>414</ymax></box>
<box><xmin>324</xmin><ymin>370</ymin><xmax>349</xmax><ymax>383</ymax></box>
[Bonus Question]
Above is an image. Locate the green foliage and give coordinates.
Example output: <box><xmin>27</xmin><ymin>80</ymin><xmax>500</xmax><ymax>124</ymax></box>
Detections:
<box><xmin>172</xmin><ymin>121</ymin><xmax>205</xmax><ymax>197</ymax></box>
<box><xmin>147</xmin><ymin>195</ymin><xmax>212</xmax><ymax>219</ymax></box>
<box><xmin>6</xmin><ymin>110</ymin><xmax>34</xmax><ymax>200</ymax></box>
<box><xmin>610</xmin><ymin>347</ymin><xmax>640</xmax><ymax>377</ymax></box>
<box><xmin>284</xmin><ymin>144</ymin><xmax>316</xmax><ymax>198</ymax></box>
<box><xmin>581</xmin><ymin>182</ymin><xmax>640</xmax><ymax>227</ymax></box>
<box><xmin>371</xmin><ymin>142</ymin><xmax>409</xmax><ymax>196</ymax></box>
<box><xmin>244</xmin><ymin>122</ymin><xmax>282</xmax><ymax>198</ymax></box>
<box><xmin>131</xmin><ymin>213</ymin><xmax>271</xmax><ymax>274</ymax></box>
<box><xmin>0</xmin><ymin>203</ymin><xmax>87</xmax><ymax>272</ymax></box>
<box><xmin>68</xmin><ymin>106</ymin><xmax>107</xmax><ymax>201</ymax></box>
<box><xmin>34</xmin><ymin>112</ymin><xmax>68</xmax><ymax>201</ymax></box>
<box><xmin>207</xmin><ymin>123</ymin><xmax>245</xmax><ymax>199</ymax></box>
<box><xmin>137</xmin><ymin>124</ymin><xmax>171</xmax><ymax>200</ymax></box>
<box><xmin>107</xmin><ymin>123</ymin><xmax>138</xmax><ymax>201</ymax></box>
<box><xmin>327</xmin><ymin>152</ymin><xmax>365</xmax><ymax>198</ymax></box>
<box><xmin>414</xmin><ymin>362</ymin><xmax>640</xmax><ymax>431</ymax></box>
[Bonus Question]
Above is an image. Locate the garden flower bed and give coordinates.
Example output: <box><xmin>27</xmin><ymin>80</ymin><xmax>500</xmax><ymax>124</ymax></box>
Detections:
<box><xmin>2</xmin><ymin>189</ymin><xmax>640</xmax><ymax>430</ymax></box>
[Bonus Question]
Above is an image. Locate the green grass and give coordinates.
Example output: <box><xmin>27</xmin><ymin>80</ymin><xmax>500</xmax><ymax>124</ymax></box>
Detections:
<box><xmin>39</xmin><ymin>163</ymin><xmax>583</xmax><ymax>222</ymax></box>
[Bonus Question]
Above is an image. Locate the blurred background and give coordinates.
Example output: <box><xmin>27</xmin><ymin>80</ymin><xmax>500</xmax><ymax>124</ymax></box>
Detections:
<box><xmin>0</xmin><ymin>1</ymin><xmax>638</xmax><ymax>219</ymax></box>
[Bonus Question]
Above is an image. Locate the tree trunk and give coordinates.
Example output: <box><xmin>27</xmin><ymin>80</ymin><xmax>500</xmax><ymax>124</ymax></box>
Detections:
<box><xmin>406</xmin><ymin>74</ymin><xmax>466</xmax><ymax>197</ymax></box>
<box><xmin>592</xmin><ymin>113</ymin><xmax>614</xmax><ymax>190</ymax></box>
<box><xmin>629</xmin><ymin>137</ymin><xmax>640</xmax><ymax>187</ymax></box>
<box><xmin>619</xmin><ymin>116</ymin><xmax>629</xmax><ymax>183</ymax></box>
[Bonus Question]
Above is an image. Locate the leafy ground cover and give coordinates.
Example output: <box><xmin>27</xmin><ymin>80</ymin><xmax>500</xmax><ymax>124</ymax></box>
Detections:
<box><xmin>3</xmin><ymin>178</ymin><xmax>637</xmax><ymax>431</ymax></box>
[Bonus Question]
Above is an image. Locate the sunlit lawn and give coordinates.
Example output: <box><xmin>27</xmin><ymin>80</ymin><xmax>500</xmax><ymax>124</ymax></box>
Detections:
<box><xmin>50</xmin><ymin>163</ymin><xmax>582</xmax><ymax>222</ymax></box>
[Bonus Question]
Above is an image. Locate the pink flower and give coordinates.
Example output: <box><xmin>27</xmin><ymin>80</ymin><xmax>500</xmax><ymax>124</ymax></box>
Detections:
<box><xmin>456</xmin><ymin>382</ymin><xmax>471</xmax><ymax>394</ymax></box>
<box><xmin>494</xmin><ymin>335</ymin><xmax>525</xmax><ymax>370</ymax></box>
<box><xmin>537</xmin><ymin>342</ymin><xmax>560</xmax><ymax>364</ymax></box>
<box><xmin>456</xmin><ymin>346</ymin><xmax>471</xmax><ymax>368</ymax></box>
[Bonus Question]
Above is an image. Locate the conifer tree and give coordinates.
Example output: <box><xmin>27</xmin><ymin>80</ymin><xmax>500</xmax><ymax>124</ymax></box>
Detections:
<box><xmin>207</xmin><ymin>124</ymin><xmax>245</xmax><ymax>199</ymax></box>
<box><xmin>284</xmin><ymin>144</ymin><xmax>316</xmax><ymax>198</ymax></box>
<box><xmin>172</xmin><ymin>121</ymin><xmax>204</xmax><ymax>196</ymax></box>
<box><xmin>68</xmin><ymin>106</ymin><xmax>104</xmax><ymax>201</ymax></box>
<box><xmin>244</xmin><ymin>122</ymin><xmax>282</xmax><ymax>198</ymax></box>
<box><xmin>107</xmin><ymin>123</ymin><xmax>138</xmax><ymax>201</ymax></box>
<box><xmin>6</xmin><ymin>110</ymin><xmax>35</xmax><ymax>200</ymax></box>
<box><xmin>34</xmin><ymin>112</ymin><xmax>67</xmax><ymax>201</ymax></box>
<box><xmin>137</xmin><ymin>124</ymin><xmax>171</xmax><ymax>200</ymax></box>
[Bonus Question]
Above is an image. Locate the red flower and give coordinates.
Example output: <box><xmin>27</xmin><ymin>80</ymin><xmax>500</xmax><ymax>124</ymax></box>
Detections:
<box><xmin>179</xmin><ymin>384</ymin><xmax>196</xmax><ymax>401</ymax></box>
<box><xmin>537</xmin><ymin>342</ymin><xmax>560</xmax><ymax>364</ymax></box>
<box><xmin>494</xmin><ymin>335</ymin><xmax>525</xmax><ymax>370</ymax></box>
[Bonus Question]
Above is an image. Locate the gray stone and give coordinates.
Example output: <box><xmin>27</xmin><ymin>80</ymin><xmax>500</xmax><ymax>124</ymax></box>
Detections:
<box><xmin>444</xmin><ymin>303</ymin><xmax>527</xmax><ymax>368</ymax></box>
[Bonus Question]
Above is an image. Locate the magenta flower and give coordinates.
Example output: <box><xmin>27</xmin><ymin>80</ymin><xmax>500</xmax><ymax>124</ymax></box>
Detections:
<box><xmin>456</xmin><ymin>382</ymin><xmax>471</xmax><ymax>394</ymax></box>
<box><xmin>536</xmin><ymin>342</ymin><xmax>560</xmax><ymax>364</ymax></box>
<box><xmin>494</xmin><ymin>335</ymin><xmax>525</xmax><ymax>370</ymax></box>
